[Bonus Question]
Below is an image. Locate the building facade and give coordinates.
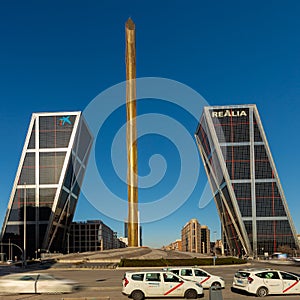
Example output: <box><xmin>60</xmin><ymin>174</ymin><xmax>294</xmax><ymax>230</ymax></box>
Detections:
<box><xmin>0</xmin><ymin>112</ymin><xmax>93</xmax><ymax>258</ymax></box>
<box><xmin>164</xmin><ymin>239</ymin><xmax>182</xmax><ymax>251</ymax></box>
<box><xmin>200</xmin><ymin>225</ymin><xmax>210</xmax><ymax>254</ymax></box>
<box><xmin>195</xmin><ymin>105</ymin><xmax>299</xmax><ymax>257</ymax></box>
<box><xmin>69</xmin><ymin>220</ymin><xmax>126</xmax><ymax>253</ymax></box>
<box><xmin>181</xmin><ymin>219</ymin><xmax>201</xmax><ymax>253</ymax></box>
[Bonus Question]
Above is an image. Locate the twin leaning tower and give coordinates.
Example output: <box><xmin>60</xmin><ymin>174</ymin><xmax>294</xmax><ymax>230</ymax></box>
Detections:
<box><xmin>1</xmin><ymin>19</ymin><xmax>299</xmax><ymax>258</ymax></box>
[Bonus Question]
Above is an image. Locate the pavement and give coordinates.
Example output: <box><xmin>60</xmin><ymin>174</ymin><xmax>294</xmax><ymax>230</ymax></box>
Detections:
<box><xmin>55</xmin><ymin>247</ymin><xmax>212</xmax><ymax>263</ymax></box>
<box><xmin>1</xmin><ymin>260</ymin><xmax>300</xmax><ymax>300</ymax></box>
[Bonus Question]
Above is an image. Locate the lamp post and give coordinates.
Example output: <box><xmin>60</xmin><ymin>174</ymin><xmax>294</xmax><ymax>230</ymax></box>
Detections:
<box><xmin>8</xmin><ymin>238</ymin><xmax>11</xmax><ymax>261</ymax></box>
<box><xmin>67</xmin><ymin>233</ymin><xmax>70</xmax><ymax>254</ymax></box>
<box><xmin>0</xmin><ymin>242</ymin><xmax>23</xmax><ymax>264</ymax></box>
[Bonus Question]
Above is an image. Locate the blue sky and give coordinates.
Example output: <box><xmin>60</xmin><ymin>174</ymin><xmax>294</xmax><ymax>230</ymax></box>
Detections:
<box><xmin>0</xmin><ymin>1</ymin><xmax>300</xmax><ymax>248</ymax></box>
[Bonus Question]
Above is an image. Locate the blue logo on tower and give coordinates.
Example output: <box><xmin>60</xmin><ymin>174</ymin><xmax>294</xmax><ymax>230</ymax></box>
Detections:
<box><xmin>59</xmin><ymin>116</ymin><xmax>72</xmax><ymax>126</ymax></box>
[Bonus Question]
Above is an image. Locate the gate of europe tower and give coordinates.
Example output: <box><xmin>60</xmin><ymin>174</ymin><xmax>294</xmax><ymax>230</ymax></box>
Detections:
<box><xmin>1</xmin><ymin>112</ymin><xmax>93</xmax><ymax>258</ymax></box>
<box><xmin>195</xmin><ymin>105</ymin><xmax>299</xmax><ymax>257</ymax></box>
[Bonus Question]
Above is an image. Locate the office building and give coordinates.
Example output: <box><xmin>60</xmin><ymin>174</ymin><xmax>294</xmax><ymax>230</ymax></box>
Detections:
<box><xmin>0</xmin><ymin>112</ymin><xmax>93</xmax><ymax>258</ymax></box>
<box><xmin>195</xmin><ymin>105</ymin><xmax>299</xmax><ymax>257</ymax></box>
<box><xmin>68</xmin><ymin>220</ymin><xmax>126</xmax><ymax>252</ymax></box>
<box><xmin>181</xmin><ymin>219</ymin><xmax>201</xmax><ymax>253</ymax></box>
<box><xmin>201</xmin><ymin>225</ymin><xmax>210</xmax><ymax>254</ymax></box>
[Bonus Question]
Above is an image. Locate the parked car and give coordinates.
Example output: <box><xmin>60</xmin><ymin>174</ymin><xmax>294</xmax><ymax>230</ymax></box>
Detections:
<box><xmin>0</xmin><ymin>273</ymin><xmax>78</xmax><ymax>294</ymax></box>
<box><xmin>122</xmin><ymin>270</ymin><xmax>204</xmax><ymax>299</ymax></box>
<box><xmin>232</xmin><ymin>268</ymin><xmax>300</xmax><ymax>297</ymax></box>
<box><xmin>166</xmin><ymin>266</ymin><xmax>225</xmax><ymax>288</ymax></box>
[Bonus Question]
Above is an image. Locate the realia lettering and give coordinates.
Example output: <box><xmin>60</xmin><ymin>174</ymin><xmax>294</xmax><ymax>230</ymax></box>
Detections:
<box><xmin>211</xmin><ymin>110</ymin><xmax>247</xmax><ymax>118</ymax></box>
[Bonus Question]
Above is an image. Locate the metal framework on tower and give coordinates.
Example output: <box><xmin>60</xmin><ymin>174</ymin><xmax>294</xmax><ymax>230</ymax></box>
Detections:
<box><xmin>195</xmin><ymin>105</ymin><xmax>299</xmax><ymax>257</ymax></box>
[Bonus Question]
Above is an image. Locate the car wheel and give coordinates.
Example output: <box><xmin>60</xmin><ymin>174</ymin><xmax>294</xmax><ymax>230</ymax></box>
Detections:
<box><xmin>256</xmin><ymin>286</ymin><xmax>268</xmax><ymax>297</ymax></box>
<box><xmin>211</xmin><ymin>281</ymin><xmax>222</xmax><ymax>287</ymax></box>
<box><xmin>131</xmin><ymin>290</ymin><xmax>144</xmax><ymax>300</ymax></box>
<box><xmin>184</xmin><ymin>288</ymin><xmax>198</xmax><ymax>299</ymax></box>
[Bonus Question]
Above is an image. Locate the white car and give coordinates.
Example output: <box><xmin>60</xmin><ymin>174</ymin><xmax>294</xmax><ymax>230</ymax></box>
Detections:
<box><xmin>232</xmin><ymin>268</ymin><xmax>300</xmax><ymax>297</ymax></box>
<box><xmin>166</xmin><ymin>266</ymin><xmax>225</xmax><ymax>288</ymax></box>
<box><xmin>0</xmin><ymin>273</ymin><xmax>78</xmax><ymax>294</ymax></box>
<box><xmin>122</xmin><ymin>270</ymin><xmax>204</xmax><ymax>299</ymax></box>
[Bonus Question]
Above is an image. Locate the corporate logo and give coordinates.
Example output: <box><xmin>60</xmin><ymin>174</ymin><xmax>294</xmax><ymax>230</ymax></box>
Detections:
<box><xmin>59</xmin><ymin>116</ymin><xmax>72</xmax><ymax>126</ymax></box>
<box><xmin>211</xmin><ymin>110</ymin><xmax>247</xmax><ymax>118</ymax></box>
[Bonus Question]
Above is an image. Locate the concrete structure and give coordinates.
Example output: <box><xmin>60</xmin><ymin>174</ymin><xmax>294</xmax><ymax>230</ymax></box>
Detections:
<box><xmin>0</xmin><ymin>112</ymin><xmax>92</xmax><ymax>258</ymax></box>
<box><xmin>195</xmin><ymin>105</ymin><xmax>299</xmax><ymax>257</ymax></box>
<box><xmin>181</xmin><ymin>219</ymin><xmax>201</xmax><ymax>253</ymax></box>
<box><xmin>69</xmin><ymin>220</ymin><xmax>126</xmax><ymax>253</ymax></box>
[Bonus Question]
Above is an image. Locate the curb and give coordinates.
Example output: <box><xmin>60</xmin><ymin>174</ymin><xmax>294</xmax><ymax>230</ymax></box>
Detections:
<box><xmin>61</xmin><ymin>297</ymin><xmax>110</xmax><ymax>300</ymax></box>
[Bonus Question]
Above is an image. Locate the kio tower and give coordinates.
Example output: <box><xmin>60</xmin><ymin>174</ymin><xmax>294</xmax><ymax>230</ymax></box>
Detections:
<box><xmin>195</xmin><ymin>105</ymin><xmax>299</xmax><ymax>257</ymax></box>
<box><xmin>0</xmin><ymin>112</ymin><xmax>93</xmax><ymax>258</ymax></box>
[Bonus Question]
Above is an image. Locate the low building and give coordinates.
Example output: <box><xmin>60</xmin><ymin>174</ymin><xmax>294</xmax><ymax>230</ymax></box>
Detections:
<box><xmin>165</xmin><ymin>239</ymin><xmax>182</xmax><ymax>251</ymax></box>
<box><xmin>68</xmin><ymin>220</ymin><xmax>126</xmax><ymax>253</ymax></box>
<box><xmin>215</xmin><ymin>239</ymin><xmax>225</xmax><ymax>255</ymax></box>
<box><xmin>119</xmin><ymin>237</ymin><xmax>128</xmax><ymax>246</ymax></box>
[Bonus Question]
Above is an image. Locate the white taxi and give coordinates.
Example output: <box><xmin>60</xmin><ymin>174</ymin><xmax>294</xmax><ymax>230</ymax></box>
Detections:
<box><xmin>122</xmin><ymin>270</ymin><xmax>204</xmax><ymax>300</ymax></box>
<box><xmin>166</xmin><ymin>266</ymin><xmax>225</xmax><ymax>288</ymax></box>
<box><xmin>232</xmin><ymin>268</ymin><xmax>300</xmax><ymax>297</ymax></box>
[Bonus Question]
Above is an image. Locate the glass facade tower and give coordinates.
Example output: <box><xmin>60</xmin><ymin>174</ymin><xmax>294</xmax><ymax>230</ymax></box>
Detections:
<box><xmin>195</xmin><ymin>105</ymin><xmax>299</xmax><ymax>257</ymax></box>
<box><xmin>0</xmin><ymin>112</ymin><xmax>93</xmax><ymax>258</ymax></box>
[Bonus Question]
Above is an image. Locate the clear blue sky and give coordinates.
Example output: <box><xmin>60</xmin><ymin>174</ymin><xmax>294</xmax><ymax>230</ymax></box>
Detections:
<box><xmin>0</xmin><ymin>1</ymin><xmax>299</xmax><ymax>248</ymax></box>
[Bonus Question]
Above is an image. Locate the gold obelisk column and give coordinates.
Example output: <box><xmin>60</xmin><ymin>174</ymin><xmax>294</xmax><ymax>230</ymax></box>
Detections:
<box><xmin>125</xmin><ymin>18</ymin><xmax>139</xmax><ymax>247</ymax></box>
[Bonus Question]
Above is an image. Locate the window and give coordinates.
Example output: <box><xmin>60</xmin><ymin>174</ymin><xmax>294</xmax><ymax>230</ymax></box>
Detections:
<box><xmin>195</xmin><ymin>269</ymin><xmax>207</xmax><ymax>277</ymax></box>
<box><xmin>38</xmin><ymin>275</ymin><xmax>56</xmax><ymax>280</ymax></box>
<box><xmin>170</xmin><ymin>269</ymin><xmax>179</xmax><ymax>275</ymax></box>
<box><xmin>235</xmin><ymin>272</ymin><xmax>250</xmax><ymax>278</ymax></box>
<box><xmin>132</xmin><ymin>274</ymin><xmax>144</xmax><ymax>281</ymax></box>
<box><xmin>20</xmin><ymin>275</ymin><xmax>37</xmax><ymax>281</ymax></box>
<box><xmin>181</xmin><ymin>269</ymin><xmax>193</xmax><ymax>276</ymax></box>
<box><xmin>146</xmin><ymin>273</ymin><xmax>161</xmax><ymax>282</ymax></box>
<box><xmin>280</xmin><ymin>272</ymin><xmax>298</xmax><ymax>281</ymax></box>
<box><xmin>256</xmin><ymin>272</ymin><xmax>280</xmax><ymax>279</ymax></box>
<box><xmin>163</xmin><ymin>273</ymin><xmax>180</xmax><ymax>283</ymax></box>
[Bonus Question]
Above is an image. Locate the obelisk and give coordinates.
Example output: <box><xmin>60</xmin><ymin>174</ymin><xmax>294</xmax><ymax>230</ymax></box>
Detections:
<box><xmin>125</xmin><ymin>18</ymin><xmax>139</xmax><ymax>247</ymax></box>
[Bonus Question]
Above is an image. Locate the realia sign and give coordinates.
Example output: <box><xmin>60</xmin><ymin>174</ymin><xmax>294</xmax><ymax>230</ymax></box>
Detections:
<box><xmin>211</xmin><ymin>110</ymin><xmax>247</xmax><ymax>118</ymax></box>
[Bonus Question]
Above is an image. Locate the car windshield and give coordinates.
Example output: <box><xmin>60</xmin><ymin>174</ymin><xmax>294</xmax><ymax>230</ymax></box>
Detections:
<box><xmin>163</xmin><ymin>273</ymin><xmax>181</xmax><ymax>282</ymax></box>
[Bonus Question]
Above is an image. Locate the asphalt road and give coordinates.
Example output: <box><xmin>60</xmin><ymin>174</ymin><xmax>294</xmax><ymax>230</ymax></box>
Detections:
<box><xmin>1</xmin><ymin>260</ymin><xmax>300</xmax><ymax>300</ymax></box>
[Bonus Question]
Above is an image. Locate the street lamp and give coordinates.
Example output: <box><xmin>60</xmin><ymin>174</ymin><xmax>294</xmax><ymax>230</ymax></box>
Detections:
<box><xmin>67</xmin><ymin>233</ymin><xmax>70</xmax><ymax>254</ymax></box>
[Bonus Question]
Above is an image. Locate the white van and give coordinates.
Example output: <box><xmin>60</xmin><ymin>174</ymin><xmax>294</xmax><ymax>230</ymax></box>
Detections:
<box><xmin>166</xmin><ymin>266</ymin><xmax>225</xmax><ymax>288</ymax></box>
<box><xmin>122</xmin><ymin>270</ymin><xmax>204</xmax><ymax>299</ymax></box>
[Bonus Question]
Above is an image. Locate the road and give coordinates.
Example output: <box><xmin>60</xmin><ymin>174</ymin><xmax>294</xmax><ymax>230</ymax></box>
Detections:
<box><xmin>0</xmin><ymin>260</ymin><xmax>300</xmax><ymax>299</ymax></box>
